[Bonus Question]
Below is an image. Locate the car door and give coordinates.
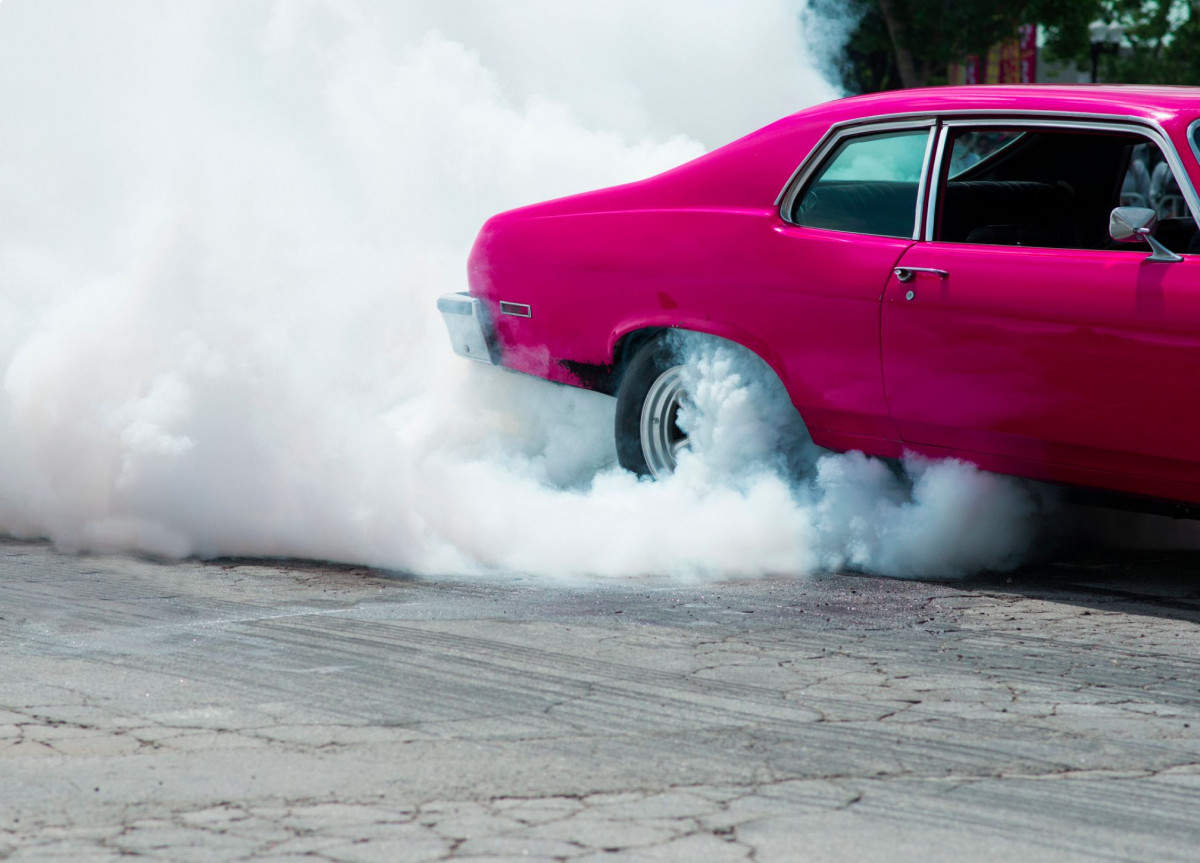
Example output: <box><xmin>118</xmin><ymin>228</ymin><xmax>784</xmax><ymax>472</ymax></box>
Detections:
<box><xmin>881</xmin><ymin>120</ymin><xmax>1200</xmax><ymax>495</ymax></box>
<box><xmin>772</xmin><ymin>121</ymin><xmax>934</xmax><ymax>446</ymax></box>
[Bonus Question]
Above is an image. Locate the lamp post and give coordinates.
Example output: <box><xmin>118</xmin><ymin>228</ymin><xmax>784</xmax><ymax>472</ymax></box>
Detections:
<box><xmin>1089</xmin><ymin>21</ymin><xmax>1124</xmax><ymax>83</ymax></box>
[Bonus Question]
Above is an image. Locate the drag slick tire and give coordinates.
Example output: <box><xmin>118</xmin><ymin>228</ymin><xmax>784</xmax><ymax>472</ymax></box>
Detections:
<box><xmin>615</xmin><ymin>337</ymin><xmax>690</xmax><ymax>478</ymax></box>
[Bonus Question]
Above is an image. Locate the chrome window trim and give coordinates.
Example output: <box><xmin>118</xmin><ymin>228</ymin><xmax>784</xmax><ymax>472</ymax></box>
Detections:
<box><xmin>776</xmin><ymin>118</ymin><xmax>937</xmax><ymax>239</ymax></box>
<box><xmin>1188</xmin><ymin>117</ymin><xmax>1200</xmax><ymax>169</ymax></box>
<box><xmin>923</xmin><ymin>125</ymin><xmax>951</xmax><ymax>241</ymax></box>
<box><xmin>911</xmin><ymin>127</ymin><xmax>938</xmax><ymax>241</ymax></box>
<box><xmin>778</xmin><ymin>108</ymin><xmax>1200</xmax><ymax>236</ymax></box>
<box><xmin>773</xmin><ymin>116</ymin><xmax>938</xmax><ymax>208</ymax></box>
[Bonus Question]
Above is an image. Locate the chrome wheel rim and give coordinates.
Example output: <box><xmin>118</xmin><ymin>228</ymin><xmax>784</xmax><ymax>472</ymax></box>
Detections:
<box><xmin>640</xmin><ymin>366</ymin><xmax>689</xmax><ymax>478</ymax></box>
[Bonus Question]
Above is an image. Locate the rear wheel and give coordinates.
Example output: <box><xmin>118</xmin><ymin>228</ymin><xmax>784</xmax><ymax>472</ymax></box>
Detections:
<box><xmin>615</xmin><ymin>338</ymin><xmax>689</xmax><ymax>478</ymax></box>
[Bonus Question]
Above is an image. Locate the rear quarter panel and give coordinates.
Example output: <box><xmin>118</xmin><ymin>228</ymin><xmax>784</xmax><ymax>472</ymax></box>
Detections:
<box><xmin>466</xmin><ymin>112</ymin><xmax>846</xmax><ymax>400</ymax></box>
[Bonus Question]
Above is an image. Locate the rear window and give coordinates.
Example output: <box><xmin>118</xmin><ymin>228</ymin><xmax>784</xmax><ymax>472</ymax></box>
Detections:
<box><xmin>791</xmin><ymin>129</ymin><xmax>929</xmax><ymax>239</ymax></box>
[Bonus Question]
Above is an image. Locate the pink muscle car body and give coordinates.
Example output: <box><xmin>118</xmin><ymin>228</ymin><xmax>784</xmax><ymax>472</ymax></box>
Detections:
<box><xmin>439</xmin><ymin>86</ymin><xmax>1200</xmax><ymax>509</ymax></box>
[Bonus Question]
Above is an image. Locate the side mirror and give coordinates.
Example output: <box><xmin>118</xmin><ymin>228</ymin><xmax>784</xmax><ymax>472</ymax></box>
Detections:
<box><xmin>1110</xmin><ymin>206</ymin><xmax>1183</xmax><ymax>263</ymax></box>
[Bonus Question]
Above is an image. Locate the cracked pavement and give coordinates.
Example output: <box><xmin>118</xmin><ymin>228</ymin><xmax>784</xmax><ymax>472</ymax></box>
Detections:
<box><xmin>2</xmin><ymin>540</ymin><xmax>1200</xmax><ymax>860</ymax></box>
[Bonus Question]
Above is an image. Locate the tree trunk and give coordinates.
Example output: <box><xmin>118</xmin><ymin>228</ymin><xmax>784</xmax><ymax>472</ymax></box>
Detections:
<box><xmin>878</xmin><ymin>0</ymin><xmax>926</xmax><ymax>88</ymax></box>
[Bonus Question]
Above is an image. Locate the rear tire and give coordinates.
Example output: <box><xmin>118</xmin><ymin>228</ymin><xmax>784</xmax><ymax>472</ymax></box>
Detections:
<box><xmin>615</xmin><ymin>338</ymin><xmax>688</xmax><ymax>478</ymax></box>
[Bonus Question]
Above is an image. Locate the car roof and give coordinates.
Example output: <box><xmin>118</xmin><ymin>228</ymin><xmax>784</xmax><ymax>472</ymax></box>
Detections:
<box><xmin>805</xmin><ymin>85</ymin><xmax>1200</xmax><ymax>129</ymax></box>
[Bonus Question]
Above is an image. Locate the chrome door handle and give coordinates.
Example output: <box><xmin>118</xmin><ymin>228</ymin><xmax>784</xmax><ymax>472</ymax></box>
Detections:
<box><xmin>893</xmin><ymin>267</ymin><xmax>949</xmax><ymax>284</ymax></box>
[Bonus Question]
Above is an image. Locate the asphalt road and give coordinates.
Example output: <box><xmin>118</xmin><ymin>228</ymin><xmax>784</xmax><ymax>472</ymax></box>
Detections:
<box><xmin>2</xmin><ymin>534</ymin><xmax>1199</xmax><ymax>862</ymax></box>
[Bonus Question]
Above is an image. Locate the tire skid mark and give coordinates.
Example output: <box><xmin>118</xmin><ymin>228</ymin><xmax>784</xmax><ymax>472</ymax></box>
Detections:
<box><xmin>81</xmin><ymin>614</ymin><xmax>1200</xmax><ymax>783</ymax></box>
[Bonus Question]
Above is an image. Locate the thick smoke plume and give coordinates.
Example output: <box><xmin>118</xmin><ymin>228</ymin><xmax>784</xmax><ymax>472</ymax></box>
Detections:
<box><xmin>0</xmin><ymin>1</ymin><xmax>1052</xmax><ymax>580</ymax></box>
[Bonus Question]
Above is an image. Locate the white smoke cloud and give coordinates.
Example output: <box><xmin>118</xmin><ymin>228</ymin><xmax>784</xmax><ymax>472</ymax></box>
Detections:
<box><xmin>0</xmin><ymin>0</ymin><xmax>1054</xmax><ymax>579</ymax></box>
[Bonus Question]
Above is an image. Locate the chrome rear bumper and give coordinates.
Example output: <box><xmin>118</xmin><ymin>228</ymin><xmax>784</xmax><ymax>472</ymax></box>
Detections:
<box><xmin>437</xmin><ymin>292</ymin><xmax>497</xmax><ymax>364</ymax></box>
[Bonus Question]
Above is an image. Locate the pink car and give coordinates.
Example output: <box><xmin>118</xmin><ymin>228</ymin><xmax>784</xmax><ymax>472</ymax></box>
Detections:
<box><xmin>439</xmin><ymin>85</ymin><xmax>1200</xmax><ymax>511</ymax></box>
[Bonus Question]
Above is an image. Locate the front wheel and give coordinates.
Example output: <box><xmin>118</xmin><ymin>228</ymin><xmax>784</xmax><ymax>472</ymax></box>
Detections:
<box><xmin>615</xmin><ymin>338</ymin><xmax>689</xmax><ymax>478</ymax></box>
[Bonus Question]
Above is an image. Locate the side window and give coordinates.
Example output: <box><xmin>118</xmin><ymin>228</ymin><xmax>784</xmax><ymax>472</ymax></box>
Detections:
<box><xmin>936</xmin><ymin>126</ymin><xmax>1197</xmax><ymax>253</ymax></box>
<box><xmin>792</xmin><ymin>129</ymin><xmax>929</xmax><ymax>239</ymax></box>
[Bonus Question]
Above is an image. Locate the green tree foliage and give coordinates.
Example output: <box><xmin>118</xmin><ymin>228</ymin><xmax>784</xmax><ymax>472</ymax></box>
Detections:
<box><xmin>823</xmin><ymin>0</ymin><xmax>1200</xmax><ymax>92</ymax></box>
<box><xmin>1092</xmin><ymin>1</ymin><xmax>1200</xmax><ymax>84</ymax></box>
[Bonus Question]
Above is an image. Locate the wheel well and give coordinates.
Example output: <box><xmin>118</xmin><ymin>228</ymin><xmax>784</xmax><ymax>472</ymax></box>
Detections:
<box><xmin>611</xmin><ymin>327</ymin><xmax>668</xmax><ymax>392</ymax></box>
<box><xmin>612</xmin><ymin>326</ymin><xmax>790</xmax><ymax>398</ymax></box>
